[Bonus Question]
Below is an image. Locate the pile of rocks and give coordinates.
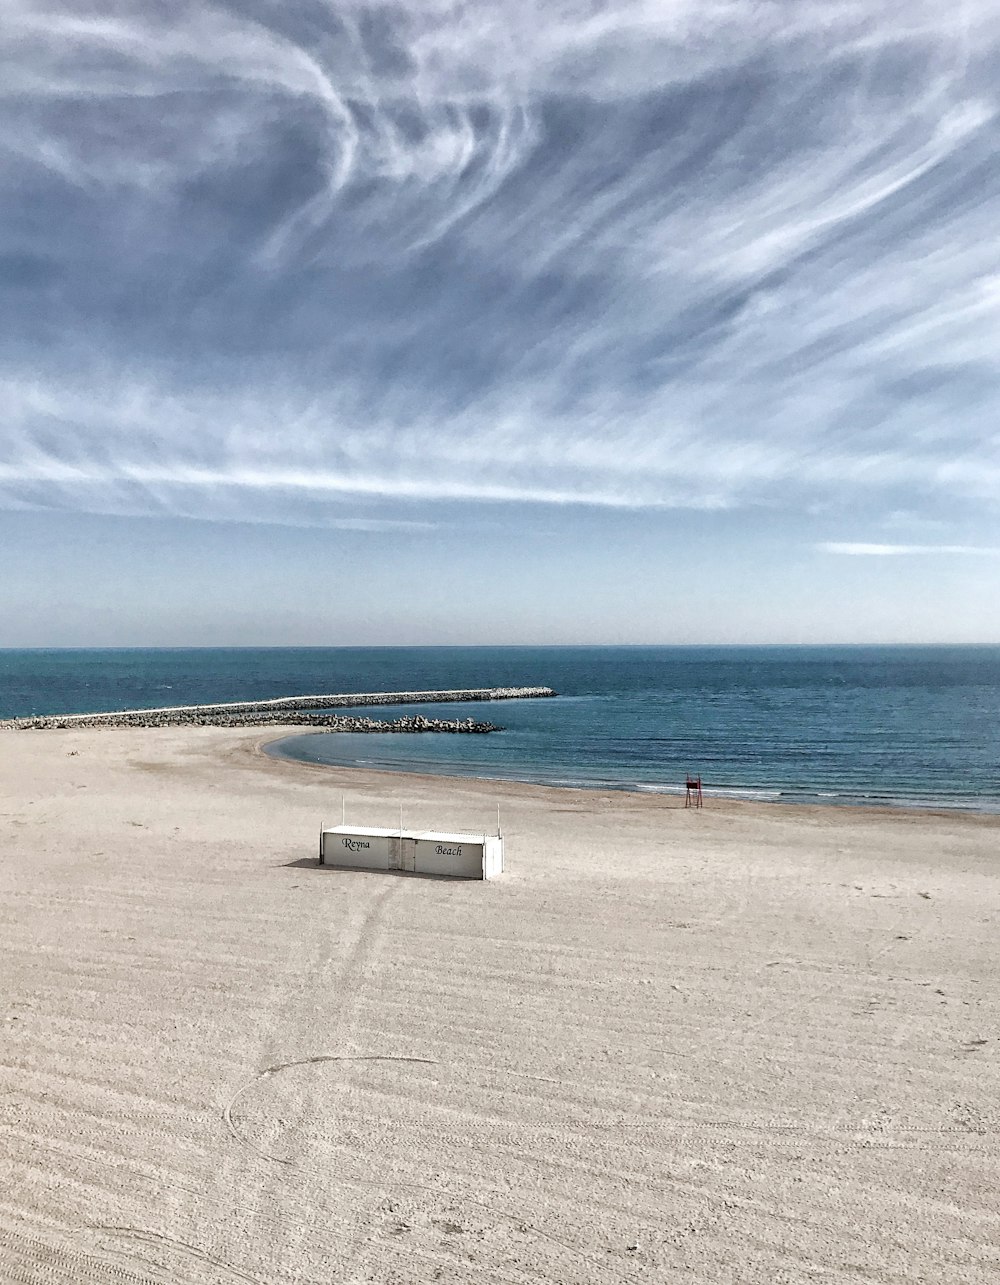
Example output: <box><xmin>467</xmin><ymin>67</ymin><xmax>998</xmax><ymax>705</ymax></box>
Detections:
<box><xmin>4</xmin><ymin>710</ymin><xmax>500</xmax><ymax>732</ymax></box>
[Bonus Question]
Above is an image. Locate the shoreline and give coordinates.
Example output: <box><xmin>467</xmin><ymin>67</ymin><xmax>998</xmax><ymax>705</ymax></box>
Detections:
<box><xmin>2</xmin><ymin>718</ymin><xmax>996</xmax><ymax>820</ymax></box>
<box><xmin>3</xmin><ymin>715</ymin><xmax>997</xmax><ymax>836</ymax></box>
<box><xmin>261</xmin><ymin>729</ymin><xmax>1000</xmax><ymax>822</ymax></box>
<box><xmin>3</xmin><ymin>721</ymin><xmax>997</xmax><ymax>822</ymax></box>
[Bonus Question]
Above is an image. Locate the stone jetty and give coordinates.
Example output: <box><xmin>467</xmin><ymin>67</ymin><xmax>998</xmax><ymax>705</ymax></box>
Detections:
<box><xmin>0</xmin><ymin>686</ymin><xmax>555</xmax><ymax>732</ymax></box>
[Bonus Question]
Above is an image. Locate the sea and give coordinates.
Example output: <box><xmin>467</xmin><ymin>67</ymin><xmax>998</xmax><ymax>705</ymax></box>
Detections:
<box><xmin>2</xmin><ymin>646</ymin><xmax>999</xmax><ymax>813</ymax></box>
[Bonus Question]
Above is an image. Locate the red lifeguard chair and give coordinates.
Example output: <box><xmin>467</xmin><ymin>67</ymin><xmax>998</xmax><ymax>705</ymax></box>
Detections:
<box><xmin>685</xmin><ymin>775</ymin><xmax>703</xmax><ymax>808</ymax></box>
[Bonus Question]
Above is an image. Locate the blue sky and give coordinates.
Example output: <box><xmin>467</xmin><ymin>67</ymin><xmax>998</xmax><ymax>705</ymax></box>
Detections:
<box><xmin>2</xmin><ymin>0</ymin><xmax>999</xmax><ymax>644</ymax></box>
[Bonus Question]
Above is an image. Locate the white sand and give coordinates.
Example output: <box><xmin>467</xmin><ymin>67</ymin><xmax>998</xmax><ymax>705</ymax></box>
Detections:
<box><xmin>1</xmin><ymin>726</ymin><xmax>998</xmax><ymax>1284</ymax></box>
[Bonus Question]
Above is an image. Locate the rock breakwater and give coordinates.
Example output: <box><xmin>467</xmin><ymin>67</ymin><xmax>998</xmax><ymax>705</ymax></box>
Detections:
<box><xmin>0</xmin><ymin>686</ymin><xmax>554</xmax><ymax>731</ymax></box>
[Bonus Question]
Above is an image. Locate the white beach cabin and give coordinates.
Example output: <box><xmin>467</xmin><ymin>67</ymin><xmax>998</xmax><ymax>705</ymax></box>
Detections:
<box><xmin>319</xmin><ymin>825</ymin><xmax>504</xmax><ymax>880</ymax></box>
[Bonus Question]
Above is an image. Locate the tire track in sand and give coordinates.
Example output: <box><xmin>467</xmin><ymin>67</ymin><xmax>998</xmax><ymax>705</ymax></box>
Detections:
<box><xmin>216</xmin><ymin>878</ymin><xmax>622</xmax><ymax>1283</ymax></box>
<box><xmin>0</xmin><ymin>1228</ymin><xmax>166</xmax><ymax>1285</ymax></box>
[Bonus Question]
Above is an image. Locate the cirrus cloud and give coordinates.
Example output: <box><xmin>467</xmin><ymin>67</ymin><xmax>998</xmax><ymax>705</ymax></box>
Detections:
<box><xmin>1</xmin><ymin>1</ymin><xmax>1000</xmax><ymax>529</ymax></box>
<box><xmin>819</xmin><ymin>542</ymin><xmax>1000</xmax><ymax>556</ymax></box>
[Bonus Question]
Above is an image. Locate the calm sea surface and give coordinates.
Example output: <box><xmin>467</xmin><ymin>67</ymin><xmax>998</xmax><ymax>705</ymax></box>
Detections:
<box><xmin>2</xmin><ymin>646</ymin><xmax>999</xmax><ymax>811</ymax></box>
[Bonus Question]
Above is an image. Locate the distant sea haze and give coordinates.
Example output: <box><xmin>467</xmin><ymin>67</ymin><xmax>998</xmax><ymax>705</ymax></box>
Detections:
<box><xmin>2</xmin><ymin>646</ymin><xmax>999</xmax><ymax>812</ymax></box>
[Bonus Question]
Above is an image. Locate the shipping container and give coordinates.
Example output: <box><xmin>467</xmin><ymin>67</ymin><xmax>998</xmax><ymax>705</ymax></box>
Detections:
<box><xmin>319</xmin><ymin>825</ymin><xmax>503</xmax><ymax>880</ymax></box>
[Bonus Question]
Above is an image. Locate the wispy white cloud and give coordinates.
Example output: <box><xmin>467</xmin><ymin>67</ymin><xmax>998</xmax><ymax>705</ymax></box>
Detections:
<box><xmin>2</xmin><ymin>1</ymin><xmax>1000</xmax><ymax>528</ymax></box>
<box><xmin>819</xmin><ymin>542</ymin><xmax>1000</xmax><ymax>556</ymax></box>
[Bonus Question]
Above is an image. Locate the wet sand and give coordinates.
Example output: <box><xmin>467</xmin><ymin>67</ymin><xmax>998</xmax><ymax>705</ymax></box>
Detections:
<box><xmin>2</xmin><ymin>726</ymin><xmax>998</xmax><ymax>1284</ymax></box>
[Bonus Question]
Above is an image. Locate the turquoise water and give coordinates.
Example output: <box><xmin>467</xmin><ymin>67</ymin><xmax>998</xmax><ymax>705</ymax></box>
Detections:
<box><xmin>2</xmin><ymin>646</ymin><xmax>999</xmax><ymax>811</ymax></box>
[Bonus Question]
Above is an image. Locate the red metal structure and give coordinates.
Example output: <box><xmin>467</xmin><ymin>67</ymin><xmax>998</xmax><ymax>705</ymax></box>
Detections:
<box><xmin>684</xmin><ymin>775</ymin><xmax>703</xmax><ymax>808</ymax></box>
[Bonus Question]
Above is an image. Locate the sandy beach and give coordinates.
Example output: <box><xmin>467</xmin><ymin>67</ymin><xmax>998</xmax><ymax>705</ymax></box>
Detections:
<box><xmin>2</xmin><ymin>725</ymin><xmax>998</xmax><ymax>1284</ymax></box>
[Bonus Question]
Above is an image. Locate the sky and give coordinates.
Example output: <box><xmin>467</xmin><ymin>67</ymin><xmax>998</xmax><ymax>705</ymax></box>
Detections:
<box><xmin>2</xmin><ymin>0</ymin><xmax>999</xmax><ymax>645</ymax></box>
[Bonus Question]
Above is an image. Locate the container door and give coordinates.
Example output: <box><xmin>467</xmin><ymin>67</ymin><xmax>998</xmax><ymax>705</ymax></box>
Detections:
<box><xmin>399</xmin><ymin>838</ymin><xmax>416</xmax><ymax>872</ymax></box>
<box><xmin>413</xmin><ymin>840</ymin><xmax>483</xmax><ymax>878</ymax></box>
